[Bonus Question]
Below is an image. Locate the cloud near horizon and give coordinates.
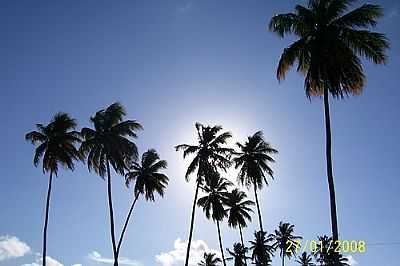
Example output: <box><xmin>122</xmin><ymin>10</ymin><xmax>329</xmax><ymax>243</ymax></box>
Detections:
<box><xmin>22</xmin><ymin>256</ymin><xmax>64</xmax><ymax>266</ymax></box>
<box><xmin>155</xmin><ymin>238</ymin><xmax>219</xmax><ymax>266</ymax></box>
<box><xmin>0</xmin><ymin>235</ymin><xmax>31</xmax><ymax>261</ymax></box>
<box><xmin>87</xmin><ymin>251</ymin><xmax>142</xmax><ymax>266</ymax></box>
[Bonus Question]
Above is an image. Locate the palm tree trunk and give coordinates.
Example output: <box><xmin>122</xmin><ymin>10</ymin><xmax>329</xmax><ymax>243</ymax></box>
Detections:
<box><xmin>184</xmin><ymin>182</ymin><xmax>200</xmax><ymax>266</ymax></box>
<box><xmin>282</xmin><ymin>253</ymin><xmax>284</xmax><ymax>266</ymax></box>
<box><xmin>239</xmin><ymin>225</ymin><xmax>247</xmax><ymax>266</ymax></box>
<box><xmin>42</xmin><ymin>171</ymin><xmax>53</xmax><ymax>266</ymax></box>
<box><xmin>106</xmin><ymin>159</ymin><xmax>118</xmax><ymax>266</ymax></box>
<box><xmin>116</xmin><ymin>193</ymin><xmax>140</xmax><ymax>256</ymax></box>
<box><xmin>216</xmin><ymin>220</ymin><xmax>227</xmax><ymax>266</ymax></box>
<box><xmin>253</xmin><ymin>183</ymin><xmax>264</xmax><ymax>232</ymax></box>
<box><xmin>323</xmin><ymin>89</ymin><xmax>339</xmax><ymax>242</ymax></box>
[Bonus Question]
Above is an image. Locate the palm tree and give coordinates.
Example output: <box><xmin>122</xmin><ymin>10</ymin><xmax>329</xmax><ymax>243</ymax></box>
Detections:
<box><xmin>175</xmin><ymin>123</ymin><xmax>233</xmax><ymax>266</ymax></box>
<box><xmin>270</xmin><ymin>222</ymin><xmax>302</xmax><ymax>266</ymax></box>
<box><xmin>313</xmin><ymin>235</ymin><xmax>349</xmax><ymax>266</ymax></box>
<box><xmin>80</xmin><ymin>103</ymin><xmax>142</xmax><ymax>266</ymax></box>
<box><xmin>198</xmin><ymin>252</ymin><xmax>222</xmax><ymax>266</ymax></box>
<box><xmin>269</xmin><ymin>0</ymin><xmax>389</xmax><ymax>244</ymax></box>
<box><xmin>25</xmin><ymin>113</ymin><xmax>81</xmax><ymax>266</ymax></box>
<box><xmin>233</xmin><ymin>131</ymin><xmax>278</xmax><ymax>232</ymax></box>
<box><xmin>197</xmin><ymin>173</ymin><xmax>232</xmax><ymax>266</ymax></box>
<box><xmin>226</xmin><ymin>243</ymin><xmax>251</xmax><ymax>266</ymax></box>
<box><xmin>119</xmin><ymin>149</ymin><xmax>169</xmax><ymax>255</ymax></box>
<box><xmin>225</xmin><ymin>189</ymin><xmax>254</xmax><ymax>266</ymax></box>
<box><xmin>249</xmin><ymin>230</ymin><xmax>274</xmax><ymax>266</ymax></box>
<box><xmin>296</xmin><ymin>252</ymin><xmax>315</xmax><ymax>266</ymax></box>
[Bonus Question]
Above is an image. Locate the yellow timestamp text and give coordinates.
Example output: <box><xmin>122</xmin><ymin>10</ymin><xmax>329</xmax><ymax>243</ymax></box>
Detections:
<box><xmin>286</xmin><ymin>240</ymin><xmax>366</xmax><ymax>254</ymax></box>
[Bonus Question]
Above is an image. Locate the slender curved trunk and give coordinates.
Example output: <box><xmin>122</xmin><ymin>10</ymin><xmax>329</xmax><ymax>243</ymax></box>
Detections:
<box><xmin>184</xmin><ymin>182</ymin><xmax>200</xmax><ymax>266</ymax></box>
<box><xmin>117</xmin><ymin>193</ymin><xmax>140</xmax><ymax>255</ymax></box>
<box><xmin>42</xmin><ymin>171</ymin><xmax>53</xmax><ymax>266</ymax></box>
<box><xmin>281</xmin><ymin>253</ymin><xmax>284</xmax><ymax>266</ymax></box>
<box><xmin>253</xmin><ymin>183</ymin><xmax>264</xmax><ymax>232</ymax></box>
<box><xmin>323</xmin><ymin>89</ymin><xmax>339</xmax><ymax>242</ymax></box>
<box><xmin>106</xmin><ymin>160</ymin><xmax>118</xmax><ymax>266</ymax></box>
<box><xmin>216</xmin><ymin>220</ymin><xmax>227</xmax><ymax>266</ymax></box>
<box><xmin>239</xmin><ymin>225</ymin><xmax>247</xmax><ymax>266</ymax></box>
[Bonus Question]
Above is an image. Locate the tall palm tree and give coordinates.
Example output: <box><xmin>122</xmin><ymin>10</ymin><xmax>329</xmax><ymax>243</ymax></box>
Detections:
<box><xmin>175</xmin><ymin>123</ymin><xmax>233</xmax><ymax>266</ymax></box>
<box><xmin>226</xmin><ymin>243</ymin><xmax>251</xmax><ymax>266</ymax></box>
<box><xmin>119</xmin><ymin>149</ymin><xmax>169</xmax><ymax>255</ymax></box>
<box><xmin>225</xmin><ymin>189</ymin><xmax>254</xmax><ymax>266</ymax></box>
<box><xmin>249</xmin><ymin>230</ymin><xmax>274</xmax><ymax>266</ymax></box>
<box><xmin>313</xmin><ymin>235</ymin><xmax>350</xmax><ymax>266</ymax></box>
<box><xmin>198</xmin><ymin>252</ymin><xmax>222</xmax><ymax>266</ymax></box>
<box><xmin>197</xmin><ymin>173</ymin><xmax>232</xmax><ymax>266</ymax></box>
<box><xmin>270</xmin><ymin>222</ymin><xmax>302</xmax><ymax>266</ymax></box>
<box><xmin>25</xmin><ymin>113</ymin><xmax>81</xmax><ymax>266</ymax></box>
<box><xmin>296</xmin><ymin>252</ymin><xmax>315</xmax><ymax>266</ymax></box>
<box><xmin>269</xmin><ymin>0</ymin><xmax>389</xmax><ymax>244</ymax></box>
<box><xmin>233</xmin><ymin>131</ymin><xmax>278</xmax><ymax>232</ymax></box>
<box><xmin>80</xmin><ymin>103</ymin><xmax>142</xmax><ymax>266</ymax></box>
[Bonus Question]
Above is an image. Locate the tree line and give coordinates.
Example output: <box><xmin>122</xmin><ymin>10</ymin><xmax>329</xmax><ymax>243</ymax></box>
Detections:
<box><xmin>25</xmin><ymin>0</ymin><xmax>389</xmax><ymax>266</ymax></box>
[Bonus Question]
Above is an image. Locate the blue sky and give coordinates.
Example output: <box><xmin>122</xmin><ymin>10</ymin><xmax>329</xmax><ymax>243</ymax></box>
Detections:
<box><xmin>0</xmin><ymin>0</ymin><xmax>399</xmax><ymax>265</ymax></box>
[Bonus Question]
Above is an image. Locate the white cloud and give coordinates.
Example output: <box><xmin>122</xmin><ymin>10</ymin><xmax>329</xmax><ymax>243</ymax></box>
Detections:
<box><xmin>0</xmin><ymin>235</ymin><xmax>31</xmax><ymax>261</ymax></box>
<box><xmin>87</xmin><ymin>251</ymin><xmax>142</xmax><ymax>266</ymax></box>
<box><xmin>345</xmin><ymin>255</ymin><xmax>358</xmax><ymax>266</ymax></box>
<box><xmin>22</xmin><ymin>256</ymin><xmax>63</xmax><ymax>266</ymax></box>
<box><xmin>71</xmin><ymin>264</ymin><xmax>82</xmax><ymax>266</ymax></box>
<box><xmin>155</xmin><ymin>238</ymin><xmax>219</xmax><ymax>266</ymax></box>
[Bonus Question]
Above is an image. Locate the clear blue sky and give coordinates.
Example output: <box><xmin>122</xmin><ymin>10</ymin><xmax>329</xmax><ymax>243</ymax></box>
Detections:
<box><xmin>1</xmin><ymin>0</ymin><xmax>399</xmax><ymax>266</ymax></box>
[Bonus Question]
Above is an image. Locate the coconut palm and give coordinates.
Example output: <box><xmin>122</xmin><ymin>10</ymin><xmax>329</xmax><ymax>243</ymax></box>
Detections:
<box><xmin>198</xmin><ymin>252</ymin><xmax>222</xmax><ymax>266</ymax></box>
<box><xmin>25</xmin><ymin>113</ymin><xmax>82</xmax><ymax>266</ymax></box>
<box><xmin>249</xmin><ymin>230</ymin><xmax>274</xmax><ymax>266</ymax></box>
<box><xmin>269</xmin><ymin>0</ymin><xmax>389</xmax><ymax>245</ymax></box>
<box><xmin>226</xmin><ymin>243</ymin><xmax>251</xmax><ymax>266</ymax></box>
<box><xmin>197</xmin><ymin>173</ymin><xmax>232</xmax><ymax>266</ymax></box>
<box><xmin>313</xmin><ymin>235</ymin><xmax>349</xmax><ymax>266</ymax></box>
<box><xmin>119</xmin><ymin>149</ymin><xmax>169</xmax><ymax>255</ymax></box>
<box><xmin>225</xmin><ymin>189</ymin><xmax>254</xmax><ymax>266</ymax></box>
<box><xmin>296</xmin><ymin>252</ymin><xmax>315</xmax><ymax>266</ymax></box>
<box><xmin>175</xmin><ymin>123</ymin><xmax>233</xmax><ymax>266</ymax></box>
<box><xmin>270</xmin><ymin>222</ymin><xmax>302</xmax><ymax>266</ymax></box>
<box><xmin>233</xmin><ymin>131</ymin><xmax>278</xmax><ymax>232</ymax></box>
<box><xmin>80</xmin><ymin>103</ymin><xmax>142</xmax><ymax>266</ymax></box>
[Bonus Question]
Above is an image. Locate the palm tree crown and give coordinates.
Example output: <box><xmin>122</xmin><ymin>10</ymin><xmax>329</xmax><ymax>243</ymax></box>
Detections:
<box><xmin>197</xmin><ymin>173</ymin><xmax>232</xmax><ymax>221</ymax></box>
<box><xmin>269</xmin><ymin>0</ymin><xmax>389</xmax><ymax>98</ymax></box>
<box><xmin>25</xmin><ymin>112</ymin><xmax>82</xmax><ymax>174</ymax></box>
<box><xmin>313</xmin><ymin>235</ymin><xmax>349</xmax><ymax>266</ymax></box>
<box><xmin>225</xmin><ymin>189</ymin><xmax>254</xmax><ymax>229</ymax></box>
<box><xmin>125</xmin><ymin>149</ymin><xmax>169</xmax><ymax>201</ymax></box>
<box><xmin>296</xmin><ymin>252</ymin><xmax>315</xmax><ymax>266</ymax></box>
<box><xmin>249</xmin><ymin>231</ymin><xmax>274</xmax><ymax>266</ymax></box>
<box><xmin>198</xmin><ymin>252</ymin><xmax>222</xmax><ymax>266</ymax></box>
<box><xmin>80</xmin><ymin>102</ymin><xmax>143</xmax><ymax>177</ymax></box>
<box><xmin>226</xmin><ymin>243</ymin><xmax>250</xmax><ymax>266</ymax></box>
<box><xmin>234</xmin><ymin>131</ymin><xmax>277</xmax><ymax>189</ymax></box>
<box><xmin>176</xmin><ymin>123</ymin><xmax>233</xmax><ymax>183</ymax></box>
<box><xmin>270</xmin><ymin>222</ymin><xmax>302</xmax><ymax>262</ymax></box>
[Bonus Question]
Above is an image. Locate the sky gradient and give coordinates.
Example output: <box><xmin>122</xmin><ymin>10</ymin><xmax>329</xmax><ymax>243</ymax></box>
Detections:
<box><xmin>1</xmin><ymin>0</ymin><xmax>399</xmax><ymax>266</ymax></box>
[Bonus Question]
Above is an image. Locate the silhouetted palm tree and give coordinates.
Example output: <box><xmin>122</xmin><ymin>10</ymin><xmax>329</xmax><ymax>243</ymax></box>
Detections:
<box><xmin>249</xmin><ymin>230</ymin><xmax>274</xmax><ymax>266</ymax></box>
<box><xmin>175</xmin><ymin>123</ymin><xmax>233</xmax><ymax>266</ymax></box>
<box><xmin>197</xmin><ymin>173</ymin><xmax>232</xmax><ymax>266</ymax></box>
<box><xmin>296</xmin><ymin>252</ymin><xmax>315</xmax><ymax>266</ymax></box>
<box><xmin>25</xmin><ymin>113</ymin><xmax>81</xmax><ymax>266</ymax></box>
<box><xmin>225</xmin><ymin>189</ymin><xmax>254</xmax><ymax>266</ymax></box>
<box><xmin>198</xmin><ymin>252</ymin><xmax>222</xmax><ymax>266</ymax></box>
<box><xmin>269</xmin><ymin>0</ymin><xmax>389</xmax><ymax>245</ymax></box>
<box><xmin>270</xmin><ymin>222</ymin><xmax>302</xmax><ymax>266</ymax></box>
<box><xmin>119</xmin><ymin>149</ymin><xmax>169</xmax><ymax>255</ymax></box>
<box><xmin>226</xmin><ymin>243</ymin><xmax>251</xmax><ymax>266</ymax></box>
<box><xmin>233</xmin><ymin>131</ymin><xmax>278</xmax><ymax>232</ymax></box>
<box><xmin>80</xmin><ymin>103</ymin><xmax>142</xmax><ymax>266</ymax></box>
<box><xmin>313</xmin><ymin>235</ymin><xmax>349</xmax><ymax>266</ymax></box>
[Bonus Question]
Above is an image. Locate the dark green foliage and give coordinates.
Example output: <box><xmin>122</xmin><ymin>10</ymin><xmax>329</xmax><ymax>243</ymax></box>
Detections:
<box><xmin>198</xmin><ymin>252</ymin><xmax>222</xmax><ymax>266</ymax></box>
<box><xmin>270</xmin><ymin>222</ymin><xmax>302</xmax><ymax>266</ymax></box>
<box><xmin>269</xmin><ymin>0</ymin><xmax>389</xmax><ymax>98</ymax></box>
<box><xmin>296</xmin><ymin>252</ymin><xmax>315</xmax><ymax>266</ymax></box>
<box><xmin>249</xmin><ymin>231</ymin><xmax>274</xmax><ymax>266</ymax></box>
<box><xmin>226</xmin><ymin>243</ymin><xmax>251</xmax><ymax>266</ymax></box>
